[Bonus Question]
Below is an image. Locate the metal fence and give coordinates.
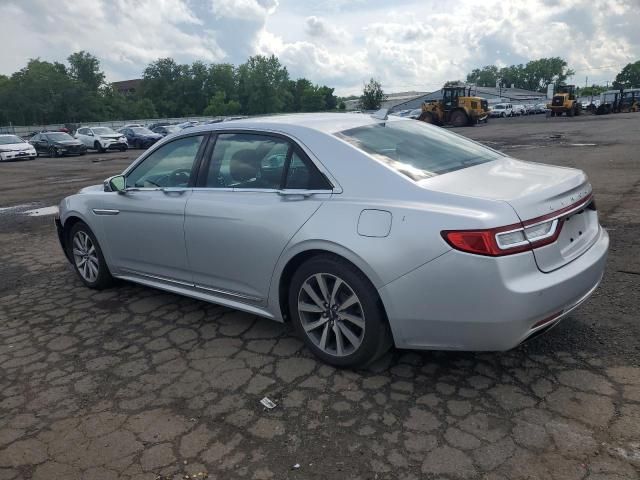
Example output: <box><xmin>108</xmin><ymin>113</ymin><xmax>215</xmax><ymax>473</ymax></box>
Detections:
<box><xmin>0</xmin><ymin>115</ymin><xmax>229</xmax><ymax>137</ymax></box>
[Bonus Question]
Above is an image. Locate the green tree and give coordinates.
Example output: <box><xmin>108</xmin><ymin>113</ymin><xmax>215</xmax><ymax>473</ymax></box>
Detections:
<box><xmin>237</xmin><ymin>55</ymin><xmax>291</xmax><ymax>114</ymax></box>
<box><xmin>613</xmin><ymin>61</ymin><xmax>640</xmax><ymax>89</ymax></box>
<box><xmin>318</xmin><ymin>86</ymin><xmax>337</xmax><ymax>110</ymax></box>
<box><xmin>203</xmin><ymin>91</ymin><xmax>241</xmax><ymax>116</ymax></box>
<box><xmin>300</xmin><ymin>85</ymin><xmax>326</xmax><ymax>111</ymax></box>
<box><xmin>466</xmin><ymin>66</ymin><xmax>499</xmax><ymax>87</ymax></box>
<box><xmin>577</xmin><ymin>84</ymin><xmax>608</xmax><ymax>97</ymax></box>
<box><xmin>67</xmin><ymin>51</ymin><xmax>105</xmax><ymax>92</ymax></box>
<box><xmin>360</xmin><ymin>78</ymin><xmax>385</xmax><ymax>110</ymax></box>
<box><xmin>338</xmin><ymin>101</ymin><xmax>346</xmax><ymax>110</ymax></box>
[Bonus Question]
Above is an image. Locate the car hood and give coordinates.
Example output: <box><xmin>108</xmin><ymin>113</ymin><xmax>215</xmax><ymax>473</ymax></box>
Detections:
<box><xmin>0</xmin><ymin>142</ymin><xmax>33</xmax><ymax>151</ymax></box>
<box><xmin>418</xmin><ymin>157</ymin><xmax>590</xmax><ymax>221</ymax></box>
<box><xmin>79</xmin><ymin>184</ymin><xmax>104</xmax><ymax>194</ymax></box>
<box><xmin>99</xmin><ymin>134</ymin><xmax>123</xmax><ymax>140</ymax></box>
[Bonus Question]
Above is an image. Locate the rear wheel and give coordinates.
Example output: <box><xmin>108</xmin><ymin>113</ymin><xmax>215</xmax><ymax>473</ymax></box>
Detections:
<box><xmin>94</xmin><ymin>141</ymin><xmax>106</xmax><ymax>153</ymax></box>
<box><xmin>68</xmin><ymin>222</ymin><xmax>114</xmax><ymax>289</ymax></box>
<box><xmin>288</xmin><ymin>255</ymin><xmax>391</xmax><ymax>368</ymax></box>
<box><xmin>450</xmin><ymin>110</ymin><xmax>468</xmax><ymax>127</ymax></box>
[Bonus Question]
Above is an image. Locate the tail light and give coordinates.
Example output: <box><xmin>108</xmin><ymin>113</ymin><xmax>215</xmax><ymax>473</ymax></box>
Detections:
<box><xmin>442</xmin><ymin>195</ymin><xmax>593</xmax><ymax>257</ymax></box>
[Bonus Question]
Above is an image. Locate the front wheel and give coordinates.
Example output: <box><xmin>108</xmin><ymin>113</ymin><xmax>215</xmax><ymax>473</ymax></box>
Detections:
<box><xmin>450</xmin><ymin>110</ymin><xmax>468</xmax><ymax>127</ymax></box>
<box><xmin>68</xmin><ymin>222</ymin><xmax>114</xmax><ymax>289</ymax></box>
<box><xmin>49</xmin><ymin>147</ymin><xmax>57</xmax><ymax>158</ymax></box>
<box><xmin>288</xmin><ymin>255</ymin><xmax>391</xmax><ymax>368</ymax></box>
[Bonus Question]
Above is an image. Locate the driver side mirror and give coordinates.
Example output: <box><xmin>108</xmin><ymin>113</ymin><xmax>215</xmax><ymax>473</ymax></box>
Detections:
<box><xmin>104</xmin><ymin>175</ymin><xmax>126</xmax><ymax>193</ymax></box>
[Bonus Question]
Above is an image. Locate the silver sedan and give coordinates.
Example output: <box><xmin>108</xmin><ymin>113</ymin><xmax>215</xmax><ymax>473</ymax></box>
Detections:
<box><xmin>55</xmin><ymin>113</ymin><xmax>609</xmax><ymax>367</ymax></box>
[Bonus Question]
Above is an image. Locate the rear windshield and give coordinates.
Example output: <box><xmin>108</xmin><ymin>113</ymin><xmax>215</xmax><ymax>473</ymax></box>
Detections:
<box><xmin>335</xmin><ymin>120</ymin><xmax>502</xmax><ymax>181</ymax></box>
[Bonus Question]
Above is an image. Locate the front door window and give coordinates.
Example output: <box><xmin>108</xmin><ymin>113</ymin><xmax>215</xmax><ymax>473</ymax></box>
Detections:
<box><xmin>126</xmin><ymin>135</ymin><xmax>204</xmax><ymax>188</ymax></box>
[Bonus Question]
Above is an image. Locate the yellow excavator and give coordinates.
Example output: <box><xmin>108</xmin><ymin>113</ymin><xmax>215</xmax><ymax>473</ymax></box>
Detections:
<box><xmin>418</xmin><ymin>86</ymin><xmax>490</xmax><ymax>127</ymax></box>
<box><xmin>548</xmin><ymin>84</ymin><xmax>581</xmax><ymax>117</ymax></box>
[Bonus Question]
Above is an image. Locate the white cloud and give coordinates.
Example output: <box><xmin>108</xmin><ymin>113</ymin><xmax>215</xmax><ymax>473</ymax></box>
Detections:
<box><xmin>0</xmin><ymin>0</ymin><xmax>638</xmax><ymax>95</ymax></box>
<box><xmin>211</xmin><ymin>0</ymin><xmax>278</xmax><ymax>21</ymax></box>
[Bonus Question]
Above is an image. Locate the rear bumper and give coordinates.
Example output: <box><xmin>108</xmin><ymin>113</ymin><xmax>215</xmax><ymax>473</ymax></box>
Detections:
<box><xmin>379</xmin><ymin>226</ymin><xmax>609</xmax><ymax>351</ymax></box>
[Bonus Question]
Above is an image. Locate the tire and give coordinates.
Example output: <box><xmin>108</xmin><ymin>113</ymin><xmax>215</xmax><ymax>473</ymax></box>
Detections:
<box><xmin>49</xmin><ymin>146</ymin><xmax>57</xmax><ymax>158</ymax></box>
<box><xmin>567</xmin><ymin>108</ymin><xmax>574</xmax><ymax>117</ymax></box>
<box><xmin>67</xmin><ymin>222</ymin><xmax>114</xmax><ymax>290</ymax></box>
<box><xmin>94</xmin><ymin>141</ymin><xmax>106</xmax><ymax>153</ymax></box>
<box><xmin>450</xmin><ymin>110</ymin><xmax>468</xmax><ymax>127</ymax></box>
<box><xmin>288</xmin><ymin>255</ymin><xmax>392</xmax><ymax>368</ymax></box>
<box><xmin>501</xmin><ymin>112</ymin><xmax>506</xmax><ymax>118</ymax></box>
<box><xmin>418</xmin><ymin>112</ymin><xmax>434</xmax><ymax>124</ymax></box>
<box><xmin>120</xmin><ymin>145</ymin><xmax>128</xmax><ymax>152</ymax></box>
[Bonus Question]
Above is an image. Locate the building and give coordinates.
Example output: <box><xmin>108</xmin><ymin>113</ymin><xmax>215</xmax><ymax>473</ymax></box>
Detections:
<box><xmin>112</xmin><ymin>79</ymin><xmax>142</xmax><ymax>96</ymax></box>
<box><xmin>344</xmin><ymin>91</ymin><xmax>427</xmax><ymax>111</ymax></box>
<box><xmin>389</xmin><ymin>86</ymin><xmax>546</xmax><ymax>112</ymax></box>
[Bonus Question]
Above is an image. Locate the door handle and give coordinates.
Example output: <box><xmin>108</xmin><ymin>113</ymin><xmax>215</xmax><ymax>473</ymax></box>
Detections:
<box><xmin>277</xmin><ymin>190</ymin><xmax>311</xmax><ymax>199</ymax></box>
<box><xmin>161</xmin><ymin>187</ymin><xmax>187</xmax><ymax>195</ymax></box>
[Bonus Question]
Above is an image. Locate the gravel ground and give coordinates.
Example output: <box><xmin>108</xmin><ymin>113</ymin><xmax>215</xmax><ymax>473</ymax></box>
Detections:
<box><xmin>0</xmin><ymin>113</ymin><xmax>639</xmax><ymax>480</ymax></box>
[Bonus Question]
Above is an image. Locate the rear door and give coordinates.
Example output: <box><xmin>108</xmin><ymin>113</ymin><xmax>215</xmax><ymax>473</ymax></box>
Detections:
<box><xmin>184</xmin><ymin>131</ymin><xmax>333</xmax><ymax>304</ymax></box>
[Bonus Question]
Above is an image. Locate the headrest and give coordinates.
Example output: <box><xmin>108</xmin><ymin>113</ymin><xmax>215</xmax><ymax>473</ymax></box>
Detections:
<box><xmin>229</xmin><ymin>149</ymin><xmax>260</xmax><ymax>183</ymax></box>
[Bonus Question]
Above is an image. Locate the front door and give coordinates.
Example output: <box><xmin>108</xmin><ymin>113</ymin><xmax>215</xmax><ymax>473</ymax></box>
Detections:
<box><xmin>184</xmin><ymin>132</ymin><xmax>333</xmax><ymax>304</ymax></box>
<box><xmin>99</xmin><ymin>133</ymin><xmax>207</xmax><ymax>283</ymax></box>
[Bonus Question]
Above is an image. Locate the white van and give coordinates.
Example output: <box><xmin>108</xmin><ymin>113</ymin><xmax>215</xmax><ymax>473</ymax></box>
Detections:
<box><xmin>490</xmin><ymin>103</ymin><xmax>513</xmax><ymax>117</ymax></box>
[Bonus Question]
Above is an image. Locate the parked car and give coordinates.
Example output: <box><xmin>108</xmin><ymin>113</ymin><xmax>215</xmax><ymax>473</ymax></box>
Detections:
<box><xmin>55</xmin><ymin>113</ymin><xmax>608</xmax><ymax>367</ymax></box>
<box><xmin>512</xmin><ymin>104</ymin><xmax>527</xmax><ymax>116</ymax></box>
<box><xmin>152</xmin><ymin>125</ymin><xmax>180</xmax><ymax>136</ymax></box>
<box><xmin>30</xmin><ymin>132</ymin><xmax>87</xmax><ymax>157</ymax></box>
<box><xmin>175</xmin><ymin>121</ymin><xmax>200</xmax><ymax>130</ymax></box>
<box><xmin>0</xmin><ymin>134</ymin><xmax>37</xmax><ymax>161</ymax></box>
<box><xmin>117</xmin><ymin>126</ymin><xmax>162</xmax><ymax>149</ymax></box>
<box><xmin>524</xmin><ymin>104</ymin><xmax>536</xmax><ymax>115</ymax></box>
<box><xmin>75</xmin><ymin>126</ymin><xmax>128</xmax><ymax>152</ymax></box>
<box><xmin>147</xmin><ymin>122</ymin><xmax>171</xmax><ymax>131</ymax></box>
<box><xmin>535</xmin><ymin>103</ymin><xmax>548</xmax><ymax>114</ymax></box>
<box><xmin>490</xmin><ymin>103</ymin><xmax>513</xmax><ymax>117</ymax></box>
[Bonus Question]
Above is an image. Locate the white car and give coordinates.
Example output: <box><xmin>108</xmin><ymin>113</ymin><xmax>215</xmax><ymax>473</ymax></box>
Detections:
<box><xmin>512</xmin><ymin>104</ymin><xmax>526</xmax><ymax>116</ymax></box>
<box><xmin>75</xmin><ymin>127</ymin><xmax>128</xmax><ymax>153</ymax></box>
<box><xmin>0</xmin><ymin>134</ymin><xmax>37</xmax><ymax>161</ymax></box>
<box><xmin>490</xmin><ymin>104</ymin><xmax>513</xmax><ymax>117</ymax></box>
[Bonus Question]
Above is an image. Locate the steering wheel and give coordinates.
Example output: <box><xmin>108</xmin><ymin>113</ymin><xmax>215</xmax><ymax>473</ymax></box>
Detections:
<box><xmin>169</xmin><ymin>168</ymin><xmax>191</xmax><ymax>187</ymax></box>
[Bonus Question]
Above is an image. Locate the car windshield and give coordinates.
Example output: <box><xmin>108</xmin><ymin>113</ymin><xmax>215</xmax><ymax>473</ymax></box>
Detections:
<box><xmin>46</xmin><ymin>132</ymin><xmax>74</xmax><ymax>141</ymax></box>
<box><xmin>494</xmin><ymin>105</ymin><xmax>504</xmax><ymax>109</ymax></box>
<box><xmin>131</xmin><ymin>127</ymin><xmax>154</xmax><ymax>134</ymax></box>
<box><xmin>93</xmin><ymin>127</ymin><xmax>116</xmax><ymax>135</ymax></box>
<box><xmin>0</xmin><ymin>135</ymin><xmax>24</xmax><ymax>145</ymax></box>
<box><xmin>335</xmin><ymin>120</ymin><xmax>503</xmax><ymax>181</ymax></box>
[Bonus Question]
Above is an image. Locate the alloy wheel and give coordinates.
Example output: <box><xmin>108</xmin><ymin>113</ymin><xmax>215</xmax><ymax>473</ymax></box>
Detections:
<box><xmin>72</xmin><ymin>231</ymin><xmax>99</xmax><ymax>283</ymax></box>
<box><xmin>297</xmin><ymin>273</ymin><xmax>365</xmax><ymax>357</ymax></box>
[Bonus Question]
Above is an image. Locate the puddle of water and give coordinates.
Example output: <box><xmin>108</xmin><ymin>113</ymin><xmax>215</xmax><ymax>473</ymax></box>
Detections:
<box><xmin>568</xmin><ymin>143</ymin><xmax>597</xmax><ymax>146</ymax></box>
<box><xmin>24</xmin><ymin>206</ymin><xmax>59</xmax><ymax>217</ymax></box>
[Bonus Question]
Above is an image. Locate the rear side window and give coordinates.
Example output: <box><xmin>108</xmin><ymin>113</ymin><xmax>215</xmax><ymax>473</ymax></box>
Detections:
<box><xmin>335</xmin><ymin>120</ymin><xmax>502</xmax><ymax>181</ymax></box>
<box><xmin>285</xmin><ymin>150</ymin><xmax>332</xmax><ymax>190</ymax></box>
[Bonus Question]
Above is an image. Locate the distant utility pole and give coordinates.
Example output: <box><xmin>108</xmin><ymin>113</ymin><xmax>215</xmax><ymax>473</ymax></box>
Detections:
<box><xmin>585</xmin><ymin>76</ymin><xmax>588</xmax><ymax>88</ymax></box>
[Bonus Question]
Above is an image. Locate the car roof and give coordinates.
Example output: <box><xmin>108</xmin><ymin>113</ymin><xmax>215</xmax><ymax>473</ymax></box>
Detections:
<box><xmin>183</xmin><ymin>112</ymin><xmax>405</xmax><ymax>136</ymax></box>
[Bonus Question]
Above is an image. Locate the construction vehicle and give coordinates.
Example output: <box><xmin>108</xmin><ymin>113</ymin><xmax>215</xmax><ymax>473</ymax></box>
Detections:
<box><xmin>548</xmin><ymin>84</ymin><xmax>581</xmax><ymax>117</ymax></box>
<box><xmin>596</xmin><ymin>89</ymin><xmax>640</xmax><ymax>115</ymax></box>
<box><xmin>418</xmin><ymin>86</ymin><xmax>490</xmax><ymax>127</ymax></box>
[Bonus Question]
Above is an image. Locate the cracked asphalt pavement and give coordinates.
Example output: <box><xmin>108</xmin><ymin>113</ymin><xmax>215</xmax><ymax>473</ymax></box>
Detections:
<box><xmin>1</xmin><ymin>113</ymin><xmax>639</xmax><ymax>480</ymax></box>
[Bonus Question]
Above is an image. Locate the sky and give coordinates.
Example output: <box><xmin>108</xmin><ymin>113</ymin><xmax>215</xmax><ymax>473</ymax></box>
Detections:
<box><xmin>0</xmin><ymin>0</ymin><xmax>638</xmax><ymax>96</ymax></box>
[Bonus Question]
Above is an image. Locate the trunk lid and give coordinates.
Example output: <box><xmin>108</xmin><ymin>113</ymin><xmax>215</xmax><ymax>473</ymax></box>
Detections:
<box><xmin>420</xmin><ymin>157</ymin><xmax>599</xmax><ymax>272</ymax></box>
